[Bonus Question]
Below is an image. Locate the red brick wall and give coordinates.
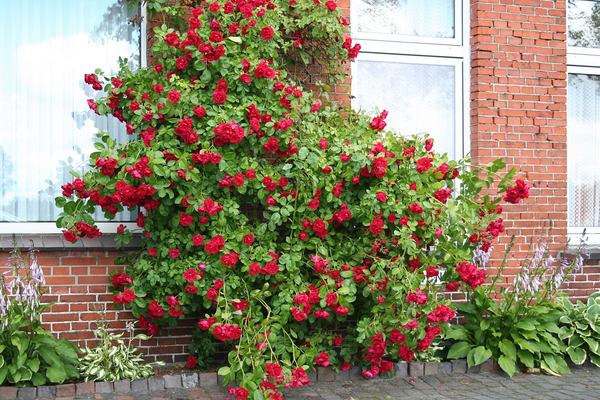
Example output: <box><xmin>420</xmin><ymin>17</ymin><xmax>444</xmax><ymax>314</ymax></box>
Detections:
<box><xmin>470</xmin><ymin>0</ymin><xmax>573</xmax><ymax>279</ymax></box>
<box><xmin>0</xmin><ymin>250</ymin><xmax>193</xmax><ymax>363</ymax></box>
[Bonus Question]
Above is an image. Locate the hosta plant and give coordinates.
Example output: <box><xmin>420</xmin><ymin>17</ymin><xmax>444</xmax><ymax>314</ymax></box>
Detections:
<box><xmin>446</xmin><ymin>237</ymin><xmax>586</xmax><ymax>377</ymax></box>
<box><xmin>0</xmin><ymin>242</ymin><xmax>79</xmax><ymax>386</ymax></box>
<box><xmin>55</xmin><ymin>0</ymin><xmax>527</xmax><ymax>397</ymax></box>
<box><xmin>79</xmin><ymin>319</ymin><xmax>164</xmax><ymax>381</ymax></box>
<box><xmin>558</xmin><ymin>292</ymin><xmax>600</xmax><ymax>367</ymax></box>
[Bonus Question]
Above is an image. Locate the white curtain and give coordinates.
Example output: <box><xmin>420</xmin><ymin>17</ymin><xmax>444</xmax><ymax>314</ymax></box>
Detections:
<box><xmin>568</xmin><ymin>73</ymin><xmax>600</xmax><ymax>228</ymax></box>
<box><xmin>0</xmin><ymin>0</ymin><xmax>140</xmax><ymax>222</ymax></box>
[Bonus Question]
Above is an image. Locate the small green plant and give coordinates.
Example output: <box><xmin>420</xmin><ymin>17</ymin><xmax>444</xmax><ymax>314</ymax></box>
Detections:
<box><xmin>79</xmin><ymin>319</ymin><xmax>164</xmax><ymax>382</ymax></box>
<box><xmin>446</xmin><ymin>235</ymin><xmax>586</xmax><ymax>377</ymax></box>
<box><xmin>558</xmin><ymin>292</ymin><xmax>600</xmax><ymax>367</ymax></box>
<box><xmin>0</xmin><ymin>241</ymin><xmax>79</xmax><ymax>386</ymax></box>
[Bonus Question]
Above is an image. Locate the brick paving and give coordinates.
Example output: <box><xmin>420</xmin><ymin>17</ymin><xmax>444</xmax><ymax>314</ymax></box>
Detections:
<box><xmin>73</xmin><ymin>367</ymin><xmax>600</xmax><ymax>400</ymax></box>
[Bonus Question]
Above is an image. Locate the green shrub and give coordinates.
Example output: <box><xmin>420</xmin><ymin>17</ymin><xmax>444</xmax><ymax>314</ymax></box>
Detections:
<box><xmin>446</xmin><ymin>237</ymin><xmax>586</xmax><ymax>377</ymax></box>
<box><xmin>54</xmin><ymin>0</ymin><xmax>527</xmax><ymax>397</ymax></box>
<box><xmin>558</xmin><ymin>292</ymin><xmax>600</xmax><ymax>367</ymax></box>
<box><xmin>79</xmin><ymin>319</ymin><xmax>163</xmax><ymax>382</ymax></box>
<box><xmin>0</xmin><ymin>243</ymin><xmax>79</xmax><ymax>386</ymax></box>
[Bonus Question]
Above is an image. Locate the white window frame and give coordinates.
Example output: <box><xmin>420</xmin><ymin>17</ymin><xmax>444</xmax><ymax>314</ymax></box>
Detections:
<box><xmin>350</xmin><ymin>0</ymin><xmax>470</xmax><ymax>158</ymax></box>
<box><xmin>567</xmin><ymin>0</ymin><xmax>600</xmax><ymax>245</ymax></box>
<box><xmin>0</xmin><ymin>4</ymin><xmax>147</xmax><ymax>235</ymax></box>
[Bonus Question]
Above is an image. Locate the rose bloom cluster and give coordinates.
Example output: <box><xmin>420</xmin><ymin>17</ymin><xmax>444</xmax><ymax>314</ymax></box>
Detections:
<box><xmin>55</xmin><ymin>0</ymin><xmax>529</xmax><ymax>397</ymax></box>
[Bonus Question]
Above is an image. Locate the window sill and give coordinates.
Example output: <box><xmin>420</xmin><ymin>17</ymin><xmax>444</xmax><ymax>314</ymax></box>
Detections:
<box><xmin>0</xmin><ymin>233</ymin><xmax>141</xmax><ymax>251</ymax></box>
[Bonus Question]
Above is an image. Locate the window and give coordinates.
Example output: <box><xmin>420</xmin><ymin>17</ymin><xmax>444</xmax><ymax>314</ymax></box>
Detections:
<box><xmin>0</xmin><ymin>0</ymin><xmax>143</xmax><ymax>232</ymax></box>
<box><xmin>568</xmin><ymin>0</ymin><xmax>600</xmax><ymax>244</ymax></box>
<box><xmin>351</xmin><ymin>0</ymin><xmax>468</xmax><ymax>159</ymax></box>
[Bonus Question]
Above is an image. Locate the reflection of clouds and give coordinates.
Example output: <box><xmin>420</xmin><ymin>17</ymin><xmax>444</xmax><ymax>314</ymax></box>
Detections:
<box><xmin>568</xmin><ymin>1</ymin><xmax>600</xmax><ymax>48</ymax></box>
<box><xmin>356</xmin><ymin>0</ymin><xmax>454</xmax><ymax>38</ymax></box>
<box><xmin>0</xmin><ymin>33</ymin><xmax>131</xmax><ymax>220</ymax></box>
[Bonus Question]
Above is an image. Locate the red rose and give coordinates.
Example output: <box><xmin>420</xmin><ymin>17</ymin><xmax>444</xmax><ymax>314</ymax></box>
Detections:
<box><xmin>206</xmin><ymin>288</ymin><xmax>219</xmax><ymax>301</ymax></box>
<box><xmin>375</xmin><ymin>191</ymin><xmax>387</xmax><ymax>203</ymax></box>
<box><xmin>415</xmin><ymin>157</ymin><xmax>433</xmax><ymax>173</ymax></box>
<box><xmin>63</xmin><ymin>230</ymin><xmax>78</xmax><ymax>243</ymax></box>
<box><xmin>205</xmin><ymin>235</ymin><xmax>225</xmax><ymax>254</ymax></box>
<box><xmin>112</xmin><ymin>273</ymin><xmax>132</xmax><ymax>287</ymax></box>
<box><xmin>243</xmin><ymin>234</ymin><xmax>255</xmax><ymax>245</ymax></box>
<box><xmin>248</xmin><ymin>262</ymin><xmax>261</xmax><ymax>276</ymax></box>
<box><xmin>175</xmin><ymin>57</ymin><xmax>188</xmax><ymax>70</ymax></box>
<box><xmin>408</xmin><ymin>203</ymin><xmax>423</xmax><ymax>214</ymax></box>
<box><xmin>192</xmin><ymin>234</ymin><xmax>205</xmax><ymax>246</ymax></box>
<box><xmin>165</xmin><ymin>32</ymin><xmax>180</xmax><ymax>47</ymax></box>
<box><xmin>148</xmin><ymin>301</ymin><xmax>164</xmax><ymax>318</ymax></box>
<box><xmin>186</xmin><ymin>355</ymin><xmax>198</xmax><ymax>369</ymax></box>
<box><xmin>185</xmin><ymin>285</ymin><xmax>198</xmax><ymax>294</ymax></box>
<box><xmin>503</xmin><ymin>179</ymin><xmax>530</xmax><ymax>204</ymax></box>
<box><xmin>167</xmin><ymin>90</ymin><xmax>181</xmax><ymax>104</ymax></box>
<box><xmin>260</xmin><ymin>26</ymin><xmax>274</xmax><ymax>40</ymax></box>
<box><xmin>425</xmin><ymin>138</ymin><xmax>434</xmax><ymax>151</ymax></box>
<box><xmin>193</xmin><ymin>106</ymin><xmax>206</xmax><ymax>118</ymax></box>
<box><xmin>315</xmin><ymin>352</ymin><xmax>330</xmax><ymax>367</ymax></box>
<box><xmin>369</xmin><ymin>215</ymin><xmax>384</xmax><ymax>235</ymax></box>
<box><xmin>398</xmin><ymin>345</ymin><xmax>414</xmax><ymax>361</ymax></box>
<box><xmin>183</xmin><ymin>269</ymin><xmax>199</xmax><ymax>282</ymax></box>
<box><xmin>179</xmin><ymin>212</ymin><xmax>193</xmax><ymax>227</ymax></box>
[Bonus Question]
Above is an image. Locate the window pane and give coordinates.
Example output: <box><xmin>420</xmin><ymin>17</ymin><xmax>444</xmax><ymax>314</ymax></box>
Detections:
<box><xmin>353</xmin><ymin>60</ymin><xmax>457</xmax><ymax>158</ymax></box>
<box><xmin>568</xmin><ymin>73</ymin><xmax>600</xmax><ymax>228</ymax></box>
<box><xmin>568</xmin><ymin>0</ymin><xmax>600</xmax><ymax>48</ymax></box>
<box><xmin>355</xmin><ymin>0</ymin><xmax>455</xmax><ymax>39</ymax></box>
<box><xmin>0</xmin><ymin>1</ymin><xmax>140</xmax><ymax>222</ymax></box>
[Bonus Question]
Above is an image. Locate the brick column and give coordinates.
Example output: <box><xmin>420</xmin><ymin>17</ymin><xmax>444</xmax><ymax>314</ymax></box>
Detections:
<box><xmin>470</xmin><ymin>0</ymin><xmax>568</xmax><ymax>271</ymax></box>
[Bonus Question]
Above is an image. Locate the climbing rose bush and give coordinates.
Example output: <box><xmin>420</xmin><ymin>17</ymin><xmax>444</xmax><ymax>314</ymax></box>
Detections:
<box><xmin>56</xmin><ymin>0</ymin><xmax>528</xmax><ymax>398</ymax></box>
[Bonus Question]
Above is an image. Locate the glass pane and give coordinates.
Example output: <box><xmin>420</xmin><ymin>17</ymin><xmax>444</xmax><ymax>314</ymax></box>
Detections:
<box><xmin>0</xmin><ymin>1</ymin><xmax>140</xmax><ymax>222</ymax></box>
<box><xmin>355</xmin><ymin>0</ymin><xmax>455</xmax><ymax>39</ymax></box>
<box><xmin>568</xmin><ymin>73</ymin><xmax>600</xmax><ymax>228</ymax></box>
<box><xmin>353</xmin><ymin>60</ymin><xmax>457</xmax><ymax>158</ymax></box>
<box><xmin>568</xmin><ymin>0</ymin><xmax>600</xmax><ymax>48</ymax></box>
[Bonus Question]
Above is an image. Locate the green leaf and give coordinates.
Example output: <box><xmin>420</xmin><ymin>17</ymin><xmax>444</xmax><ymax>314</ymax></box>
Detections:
<box><xmin>498</xmin><ymin>355</ymin><xmax>518</xmax><ymax>377</ymax></box>
<box><xmin>217</xmin><ymin>366</ymin><xmax>231</xmax><ymax>376</ymax></box>
<box><xmin>0</xmin><ymin>363</ymin><xmax>6</xmax><ymax>385</ymax></box>
<box><xmin>542</xmin><ymin>354</ymin><xmax>570</xmax><ymax>376</ymax></box>
<box><xmin>468</xmin><ymin>346</ymin><xmax>492</xmax><ymax>367</ymax></box>
<box><xmin>515</xmin><ymin>338</ymin><xmax>539</xmax><ymax>354</ymax></box>
<box><xmin>26</xmin><ymin>358</ymin><xmax>40</xmax><ymax>373</ymax></box>
<box><xmin>10</xmin><ymin>335</ymin><xmax>29</xmax><ymax>355</ymax></box>
<box><xmin>298</xmin><ymin>147</ymin><xmax>309</xmax><ymax>160</ymax></box>
<box><xmin>587</xmin><ymin>304</ymin><xmax>600</xmax><ymax>321</ymax></box>
<box><xmin>567</xmin><ymin>347</ymin><xmax>587</xmax><ymax>365</ymax></box>
<box><xmin>499</xmin><ymin>340</ymin><xmax>517</xmax><ymax>361</ymax></box>
<box><xmin>31</xmin><ymin>372</ymin><xmax>46</xmax><ymax>386</ymax></box>
<box><xmin>516</xmin><ymin>320</ymin><xmax>536</xmax><ymax>331</ymax></box>
<box><xmin>584</xmin><ymin>337</ymin><xmax>599</xmax><ymax>353</ymax></box>
<box><xmin>46</xmin><ymin>365</ymin><xmax>67</xmax><ymax>383</ymax></box>
<box><xmin>447</xmin><ymin>341</ymin><xmax>471</xmax><ymax>359</ymax></box>
<box><xmin>228</xmin><ymin>36</ymin><xmax>242</xmax><ymax>43</ymax></box>
<box><xmin>445</xmin><ymin>328</ymin><xmax>468</xmax><ymax>341</ymax></box>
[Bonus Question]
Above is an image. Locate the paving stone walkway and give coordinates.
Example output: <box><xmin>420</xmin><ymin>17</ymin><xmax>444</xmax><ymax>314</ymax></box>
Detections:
<box><xmin>82</xmin><ymin>367</ymin><xmax>600</xmax><ymax>400</ymax></box>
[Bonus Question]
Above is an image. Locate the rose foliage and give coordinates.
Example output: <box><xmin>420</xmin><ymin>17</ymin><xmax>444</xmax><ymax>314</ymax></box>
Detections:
<box><xmin>55</xmin><ymin>0</ymin><xmax>528</xmax><ymax>398</ymax></box>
